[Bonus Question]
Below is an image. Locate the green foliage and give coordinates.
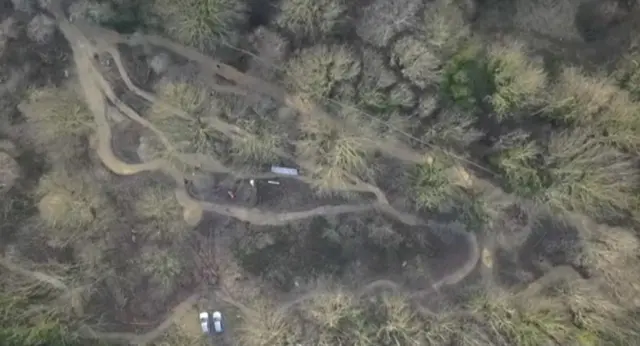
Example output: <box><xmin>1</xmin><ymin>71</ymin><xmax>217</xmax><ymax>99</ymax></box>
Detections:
<box><xmin>0</xmin><ymin>282</ymin><xmax>82</xmax><ymax>346</ymax></box>
<box><xmin>392</xmin><ymin>36</ymin><xmax>441</xmax><ymax>89</ymax></box>
<box><xmin>613</xmin><ymin>53</ymin><xmax>640</xmax><ymax>101</ymax></box>
<box><xmin>492</xmin><ymin>136</ymin><xmax>547</xmax><ymax>199</ymax></box>
<box><xmin>148</xmin><ymin>82</ymin><xmax>224</xmax><ymax>157</ymax></box>
<box><xmin>138</xmin><ymin>246</ymin><xmax>186</xmax><ymax>291</ymax></box>
<box><xmin>151</xmin><ymin>0</ymin><xmax>246</xmax><ymax>50</ymax></box>
<box><xmin>545</xmin><ymin>131</ymin><xmax>639</xmax><ymax>220</ymax></box>
<box><xmin>409</xmin><ymin>155</ymin><xmax>461</xmax><ymax>210</ymax></box>
<box><xmin>19</xmin><ymin>84</ymin><xmax>93</xmax><ymax>156</ymax></box>
<box><xmin>487</xmin><ymin>41</ymin><xmax>547</xmax><ymax>119</ymax></box>
<box><xmin>275</xmin><ymin>0</ymin><xmax>348</xmax><ymax>39</ymax></box>
<box><xmin>470</xmin><ymin>295</ymin><xmax>569</xmax><ymax>346</ymax></box>
<box><xmin>287</xmin><ymin>44</ymin><xmax>361</xmax><ymax>102</ymax></box>
<box><xmin>440</xmin><ymin>45</ymin><xmax>493</xmax><ymax>111</ymax></box>
<box><xmin>230</xmin><ymin>119</ymin><xmax>284</xmax><ymax>167</ymax></box>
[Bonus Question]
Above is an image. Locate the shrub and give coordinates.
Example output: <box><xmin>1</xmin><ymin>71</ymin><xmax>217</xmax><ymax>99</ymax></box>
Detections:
<box><xmin>392</xmin><ymin>36</ymin><xmax>441</xmax><ymax>89</ymax></box>
<box><xmin>275</xmin><ymin>0</ymin><xmax>348</xmax><ymax>40</ymax></box>
<box><xmin>287</xmin><ymin>44</ymin><xmax>361</xmax><ymax>103</ymax></box>
<box><xmin>236</xmin><ymin>298</ymin><xmax>297</xmax><ymax>346</ymax></box>
<box><xmin>374</xmin><ymin>293</ymin><xmax>423</xmax><ymax>345</ymax></box>
<box><xmin>137</xmin><ymin>245</ymin><xmax>186</xmax><ymax>292</ymax></box>
<box><xmin>355</xmin><ymin>0</ymin><xmax>422</xmax><ymax>47</ymax></box>
<box><xmin>491</xmin><ymin>135</ymin><xmax>547</xmax><ymax>199</ymax></box>
<box><xmin>422</xmin><ymin>0</ymin><xmax>470</xmax><ymax>55</ymax></box>
<box><xmin>148</xmin><ymin>81</ymin><xmax>223</xmax><ymax>156</ymax></box>
<box><xmin>0</xmin><ymin>152</ymin><xmax>20</xmax><ymax>195</ymax></box>
<box><xmin>230</xmin><ymin>119</ymin><xmax>284</xmax><ymax>167</ymax></box>
<box><xmin>150</xmin><ymin>0</ymin><xmax>246</xmax><ymax>51</ymax></box>
<box><xmin>547</xmin><ymin>67</ymin><xmax>619</xmax><ymax>124</ymax></box>
<box><xmin>613</xmin><ymin>52</ymin><xmax>640</xmax><ymax>101</ymax></box>
<box><xmin>440</xmin><ymin>45</ymin><xmax>492</xmax><ymax>111</ymax></box>
<box><xmin>469</xmin><ymin>291</ymin><xmax>574</xmax><ymax>345</ymax></box>
<box><xmin>548</xmin><ymin>67</ymin><xmax>640</xmax><ymax>151</ymax></box>
<box><xmin>422</xmin><ymin>109</ymin><xmax>483</xmax><ymax>149</ymax></box>
<box><xmin>545</xmin><ymin>130</ymin><xmax>639</xmax><ymax>220</ymax></box>
<box><xmin>296</xmin><ymin>112</ymin><xmax>374</xmax><ymax>192</ymax></box>
<box><xmin>134</xmin><ymin>184</ymin><xmax>188</xmax><ymax>241</ymax></box>
<box><xmin>36</xmin><ymin>169</ymin><xmax>112</xmax><ymax>247</ymax></box>
<box><xmin>18</xmin><ymin>84</ymin><xmax>94</xmax><ymax>162</ymax></box>
<box><xmin>27</xmin><ymin>14</ymin><xmax>57</xmax><ymax>45</ymax></box>
<box><xmin>487</xmin><ymin>41</ymin><xmax>548</xmax><ymax>119</ymax></box>
<box><xmin>513</xmin><ymin>0</ymin><xmax>582</xmax><ymax>41</ymax></box>
<box><xmin>409</xmin><ymin>155</ymin><xmax>462</xmax><ymax>211</ymax></box>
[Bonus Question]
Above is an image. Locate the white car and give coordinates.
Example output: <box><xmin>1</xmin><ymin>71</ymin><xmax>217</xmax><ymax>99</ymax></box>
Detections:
<box><xmin>199</xmin><ymin>312</ymin><xmax>210</xmax><ymax>334</ymax></box>
<box><xmin>212</xmin><ymin>311</ymin><xmax>224</xmax><ymax>334</ymax></box>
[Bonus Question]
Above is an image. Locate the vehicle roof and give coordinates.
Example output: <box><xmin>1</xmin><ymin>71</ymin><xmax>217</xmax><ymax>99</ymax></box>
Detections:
<box><xmin>199</xmin><ymin>312</ymin><xmax>209</xmax><ymax>318</ymax></box>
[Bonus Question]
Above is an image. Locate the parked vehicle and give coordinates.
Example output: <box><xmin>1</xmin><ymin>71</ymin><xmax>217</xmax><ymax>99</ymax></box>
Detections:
<box><xmin>199</xmin><ymin>312</ymin><xmax>210</xmax><ymax>334</ymax></box>
<box><xmin>212</xmin><ymin>311</ymin><xmax>224</xmax><ymax>333</ymax></box>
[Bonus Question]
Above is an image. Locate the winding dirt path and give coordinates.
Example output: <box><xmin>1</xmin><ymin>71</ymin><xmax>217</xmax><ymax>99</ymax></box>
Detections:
<box><xmin>42</xmin><ymin>1</ymin><xmax>482</xmax><ymax>344</ymax></box>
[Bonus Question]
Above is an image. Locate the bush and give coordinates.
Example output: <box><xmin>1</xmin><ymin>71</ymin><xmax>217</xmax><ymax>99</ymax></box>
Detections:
<box><xmin>275</xmin><ymin>0</ymin><xmax>348</xmax><ymax>40</ymax></box>
<box><xmin>487</xmin><ymin>41</ymin><xmax>548</xmax><ymax>119</ymax></box>
<box><xmin>545</xmin><ymin>130</ymin><xmax>639</xmax><ymax>220</ymax></box>
<box><xmin>422</xmin><ymin>0</ymin><xmax>470</xmax><ymax>55</ymax></box>
<box><xmin>355</xmin><ymin>0</ymin><xmax>422</xmax><ymax>47</ymax></box>
<box><xmin>422</xmin><ymin>109</ymin><xmax>483</xmax><ymax>150</ymax></box>
<box><xmin>236</xmin><ymin>298</ymin><xmax>297</xmax><ymax>346</ymax></box>
<box><xmin>0</xmin><ymin>152</ymin><xmax>20</xmax><ymax>195</ymax></box>
<box><xmin>392</xmin><ymin>36</ymin><xmax>441</xmax><ymax>89</ymax></box>
<box><xmin>296</xmin><ymin>112</ymin><xmax>374</xmax><ymax>192</ymax></box>
<box><xmin>491</xmin><ymin>134</ymin><xmax>548</xmax><ymax>199</ymax></box>
<box><xmin>287</xmin><ymin>44</ymin><xmax>361</xmax><ymax>103</ymax></box>
<box><xmin>27</xmin><ymin>14</ymin><xmax>57</xmax><ymax>45</ymax></box>
<box><xmin>440</xmin><ymin>45</ymin><xmax>492</xmax><ymax>111</ymax></box>
<box><xmin>230</xmin><ymin>119</ymin><xmax>284</xmax><ymax>167</ymax></box>
<box><xmin>613</xmin><ymin>52</ymin><xmax>640</xmax><ymax>101</ymax></box>
<box><xmin>148</xmin><ymin>81</ymin><xmax>223</xmax><ymax>156</ymax></box>
<box><xmin>549</xmin><ymin>67</ymin><xmax>640</xmax><ymax>151</ymax></box>
<box><xmin>469</xmin><ymin>293</ymin><xmax>570</xmax><ymax>345</ymax></box>
<box><xmin>150</xmin><ymin>0</ymin><xmax>246</xmax><ymax>51</ymax></box>
<box><xmin>36</xmin><ymin>169</ymin><xmax>112</xmax><ymax>247</ymax></box>
<box><xmin>18</xmin><ymin>84</ymin><xmax>94</xmax><ymax>163</ymax></box>
<box><xmin>137</xmin><ymin>245</ymin><xmax>186</xmax><ymax>292</ymax></box>
<box><xmin>409</xmin><ymin>155</ymin><xmax>462</xmax><ymax>211</ymax></box>
<box><xmin>134</xmin><ymin>184</ymin><xmax>188</xmax><ymax>241</ymax></box>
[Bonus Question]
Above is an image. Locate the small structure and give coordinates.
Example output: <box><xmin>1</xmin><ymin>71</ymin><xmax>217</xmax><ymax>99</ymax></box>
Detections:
<box><xmin>270</xmin><ymin>165</ymin><xmax>299</xmax><ymax>176</ymax></box>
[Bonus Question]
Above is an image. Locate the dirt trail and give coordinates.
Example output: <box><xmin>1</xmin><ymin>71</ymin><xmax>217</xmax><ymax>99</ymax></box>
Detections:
<box><xmin>44</xmin><ymin>1</ymin><xmax>482</xmax><ymax>343</ymax></box>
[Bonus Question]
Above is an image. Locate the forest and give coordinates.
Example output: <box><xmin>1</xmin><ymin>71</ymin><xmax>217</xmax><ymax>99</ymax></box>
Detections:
<box><xmin>1</xmin><ymin>0</ymin><xmax>640</xmax><ymax>345</ymax></box>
